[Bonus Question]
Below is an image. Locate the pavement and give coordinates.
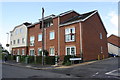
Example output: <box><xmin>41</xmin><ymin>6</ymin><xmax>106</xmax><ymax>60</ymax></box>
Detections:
<box><xmin>2</xmin><ymin>59</ymin><xmax>98</xmax><ymax>70</ymax></box>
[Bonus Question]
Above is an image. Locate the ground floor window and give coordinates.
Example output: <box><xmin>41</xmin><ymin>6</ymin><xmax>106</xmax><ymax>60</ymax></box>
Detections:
<box><xmin>22</xmin><ymin>49</ymin><xmax>25</xmax><ymax>55</ymax></box>
<box><xmin>30</xmin><ymin>49</ymin><xmax>34</xmax><ymax>56</ymax></box>
<box><xmin>38</xmin><ymin>48</ymin><xmax>42</xmax><ymax>56</ymax></box>
<box><xmin>50</xmin><ymin>47</ymin><xmax>55</xmax><ymax>56</ymax></box>
<box><xmin>66</xmin><ymin>46</ymin><xmax>76</xmax><ymax>55</ymax></box>
<box><xmin>17</xmin><ymin>49</ymin><xmax>20</xmax><ymax>55</ymax></box>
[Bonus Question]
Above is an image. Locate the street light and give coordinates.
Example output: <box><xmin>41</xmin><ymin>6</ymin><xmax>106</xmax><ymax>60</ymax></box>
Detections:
<box><xmin>41</xmin><ymin>7</ymin><xmax>45</xmax><ymax>65</ymax></box>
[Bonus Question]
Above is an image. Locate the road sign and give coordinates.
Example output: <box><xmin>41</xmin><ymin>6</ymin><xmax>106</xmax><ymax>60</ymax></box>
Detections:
<box><xmin>70</xmin><ymin>58</ymin><xmax>81</xmax><ymax>61</ymax></box>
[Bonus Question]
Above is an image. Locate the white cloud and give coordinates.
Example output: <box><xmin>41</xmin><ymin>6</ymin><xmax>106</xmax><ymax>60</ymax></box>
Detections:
<box><xmin>108</xmin><ymin>11</ymin><xmax>118</xmax><ymax>28</ymax></box>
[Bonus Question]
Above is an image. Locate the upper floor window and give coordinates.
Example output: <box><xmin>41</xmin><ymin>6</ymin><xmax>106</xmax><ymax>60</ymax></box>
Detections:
<box><xmin>65</xmin><ymin>27</ymin><xmax>75</xmax><ymax>42</ymax></box>
<box><xmin>66</xmin><ymin>46</ymin><xmax>76</xmax><ymax>55</ymax></box>
<box><xmin>20</xmin><ymin>28</ymin><xmax>23</xmax><ymax>33</ymax></box>
<box><xmin>13</xmin><ymin>40</ymin><xmax>16</xmax><ymax>44</ymax></box>
<box><xmin>100</xmin><ymin>33</ymin><xmax>102</xmax><ymax>39</ymax></box>
<box><xmin>38</xmin><ymin>34</ymin><xmax>42</xmax><ymax>41</ymax></box>
<box><xmin>50</xmin><ymin>47</ymin><xmax>55</xmax><ymax>56</ymax></box>
<box><xmin>30</xmin><ymin>36</ymin><xmax>35</xmax><ymax>46</ymax></box>
<box><xmin>11</xmin><ymin>41</ymin><xmax>12</xmax><ymax>45</ymax></box>
<box><xmin>17</xmin><ymin>39</ymin><xmax>20</xmax><ymax>44</ymax></box>
<box><xmin>15</xmin><ymin>29</ymin><xmax>18</xmax><ymax>35</ymax></box>
<box><xmin>50</xmin><ymin>31</ymin><xmax>55</xmax><ymax>40</ymax></box>
<box><xmin>101</xmin><ymin>46</ymin><xmax>103</xmax><ymax>53</ymax></box>
<box><xmin>22</xmin><ymin>38</ymin><xmax>25</xmax><ymax>43</ymax></box>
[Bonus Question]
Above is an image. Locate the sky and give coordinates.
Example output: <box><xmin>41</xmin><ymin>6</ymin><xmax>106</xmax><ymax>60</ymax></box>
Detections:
<box><xmin>0</xmin><ymin>2</ymin><xmax>118</xmax><ymax>51</ymax></box>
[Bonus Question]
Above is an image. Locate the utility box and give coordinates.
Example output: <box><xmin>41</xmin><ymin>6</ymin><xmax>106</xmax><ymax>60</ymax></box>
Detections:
<box><xmin>16</xmin><ymin>56</ymin><xmax>20</xmax><ymax>62</ymax></box>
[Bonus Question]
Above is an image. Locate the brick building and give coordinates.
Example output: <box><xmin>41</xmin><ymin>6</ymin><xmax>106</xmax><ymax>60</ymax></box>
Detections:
<box><xmin>27</xmin><ymin>10</ymin><xmax>108</xmax><ymax>61</ymax></box>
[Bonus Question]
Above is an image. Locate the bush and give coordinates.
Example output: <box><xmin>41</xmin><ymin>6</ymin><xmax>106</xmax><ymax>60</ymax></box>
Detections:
<box><xmin>36</xmin><ymin>56</ymin><xmax>42</xmax><ymax>64</ymax></box>
<box><xmin>20</xmin><ymin>55</ymin><xmax>27</xmax><ymax>63</ymax></box>
<box><xmin>62</xmin><ymin>55</ymin><xmax>80</xmax><ymax>65</ymax></box>
<box><xmin>64</xmin><ymin>61</ymin><xmax>71</xmax><ymax>66</ymax></box>
<box><xmin>28</xmin><ymin>56</ymin><xmax>34</xmax><ymax>63</ymax></box>
<box><xmin>45</xmin><ymin>56</ymin><xmax>55</xmax><ymax>65</ymax></box>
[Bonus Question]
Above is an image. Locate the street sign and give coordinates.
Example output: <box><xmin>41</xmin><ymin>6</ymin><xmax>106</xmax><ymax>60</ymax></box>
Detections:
<box><xmin>70</xmin><ymin>58</ymin><xmax>81</xmax><ymax>61</ymax></box>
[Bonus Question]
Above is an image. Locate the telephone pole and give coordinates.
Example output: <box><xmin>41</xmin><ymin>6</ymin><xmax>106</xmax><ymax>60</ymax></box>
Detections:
<box><xmin>41</xmin><ymin>7</ymin><xmax>45</xmax><ymax>65</ymax></box>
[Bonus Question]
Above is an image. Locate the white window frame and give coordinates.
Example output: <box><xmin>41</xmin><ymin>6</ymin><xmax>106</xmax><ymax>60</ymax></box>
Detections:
<box><xmin>38</xmin><ymin>33</ymin><xmax>42</xmax><ymax>41</ymax></box>
<box><xmin>66</xmin><ymin>46</ymin><xmax>76</xmax><ymax>55</ymax></box>
<box><xmin>17</xmin><ymin>49</ymin><xmax>20</xmax><ymax>55</ymax></box>
<box><xmin>50</xmin><ymin>31</ymin><xmax>55</xmax><ymax>40</ymax></box>
<box><xmin>49</xmin><ymin>47</ymin><xmax>55</xmax><ymax>56</ymax></box>
<box><xmin>22</xmin><ymin>49</ymin><xmax>25</xmax><ymax>55</ymax></box>
<box><xmin>100</xmin><ymin>33</ymin><xmax>102</xmax><ymax>39</ymax></box>
<box><xmin>29</xmin><ymin>49</ymin><xmax>34</xmax><ymax>56</ymax></box>
<box><xmin>22</xmin><ymin>38</ymin><xmax>25</xmax><ymax>43</ymax></box>
<box><xmin>17</xmin><ymin>39</ymin><xmax>20</xmax><ymax>44</ymax></box>
<box><xmin>38</xmin><ymin>48</ymin><xmax>42</xmax><ymax>56</ymax></box>
<box><xmin>30</xmin><ymin>36</ymin><xmax>35</xmax><ymax>46</ymax></box>
<box><xmin>65</xmin><ymin>27</ymin><xmax>75</xmax><ymax>42</ymax></box>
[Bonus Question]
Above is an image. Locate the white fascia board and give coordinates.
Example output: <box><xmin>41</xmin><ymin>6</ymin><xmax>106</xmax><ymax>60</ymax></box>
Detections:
<box><xmin>59</xmin><ymin>11</ymin><xmax>98</xmax><ymax>27</ymax></box>
<box><xmin>81</xmin><ymin>10</ymin><xmax>98</xmax><ymax>22</ymax></box>
<box><xmin>59</xmin><ymin>20</ymin><xmax>81</xmax><ymax>27</ymax></box>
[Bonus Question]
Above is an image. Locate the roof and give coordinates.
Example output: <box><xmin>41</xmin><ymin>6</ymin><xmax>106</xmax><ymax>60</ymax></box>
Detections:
<box><xmin>108</xmin><ymin>34</ymin><xmax>120</xmax><ymax>48</ymax></box>
<box><xmin>10</xmin><ymin>22</ymin><xmax>31</xmax><ymax>33</ymax></box>
<box><xmin>60</xmin><ymin>10</ymin><xmax>97</xmax><ymax>26</ymax></box>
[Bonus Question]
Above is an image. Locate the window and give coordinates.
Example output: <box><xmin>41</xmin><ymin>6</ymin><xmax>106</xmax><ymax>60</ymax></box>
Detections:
<box><xmin>66</xmin><ymin>46</ymin><xmax>76</xmax><ymax>55</ymax></box>
<box><xmin>100</xmin><ymin>33</ymin><xmax>102</xmax><ymax>39</ymax></box>
<box><xmin>15</xmin><ymin>29</ymin><xmax>18</xmax><ymax>35</ymax></box>
<box><xmin>50</xmin><ymin>48</ymin><xmax>55</xmax><ymax>56</ymax></box>
<box><xmin>17</xmin><ymin>49</ymin><xmax>20</xmax><ymax>55</ymax></box>
<box><xmin>22</xmin><ymin>38</ymin><xmax>25</xmax><ymax>43</ymax></box>
<box><xmin>30</xmin><ymin>36</ymin><xmax>35</xmax><ymax>46</ymax></box>
<box><xmin>17</xmin><ymin>39</ymin><xmax>20</xmax><ymax>44</ymax></box>
<box><xmin>11</xmin><ymin>41</ymin><xmax>12</xmax><ymax>45</ymax></box>
<box><xmin>65</xmin><ymin>27</ymin><xmax>75</xmax><ymax>42</ymax></box>
<box><xmin>50</xmin><ymin>31</ymin><xmax>55</xmax><ymax>40</ymax></box>
<box><xmin>13</xmin><ymin>40</ymin><xmax>15</xmax><ymax>44</ymax></box>
<box><xmin>101</xmin><ymin>46</ymin><xmax>103</xmax><ymax>53</ymax></box>
<box><xmin>20</xmin><ymin>28</ymin><xmax>23</xmax><ymax>33</ymax></box>
<box><xmin>22</xmin><ymin>49</ymin><xmax>25</xmax><ymax>55</ymax></box>
<box><xmin>38</xmin><ymin>34</ymin><xmax>42</xmax><ymax>41</ymax></box>
<box><xmin>38</xmin><ymin>48</ymin><xmax>42</xmax><ymax>56</ymax></box>
<box><xmin>30</xmin><ymin>49</ymin><xmax>34</xmax><ymax>56</ymax></box>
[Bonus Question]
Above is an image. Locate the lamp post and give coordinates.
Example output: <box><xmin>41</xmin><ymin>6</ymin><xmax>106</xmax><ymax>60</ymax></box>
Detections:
<box><xmin>41</xmin><ymin>7</ymin><xmax>45</xmax><ymax>65</ymax></box>
<box><xmin>6</xmin><ymin>33</ymin><xmax>9</xmax><ymax>52</ymax></box>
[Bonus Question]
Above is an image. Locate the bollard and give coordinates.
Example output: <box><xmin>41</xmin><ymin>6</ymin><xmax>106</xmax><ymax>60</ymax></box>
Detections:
<box><xmin>98</xmin><ymin>55</ymin><xmax>100</xmax><ymax>60</ymax></box>
<box><xmin>103</xmin><ymin>55</ymin><xmax>104</xmax><ymax>59</ymax></box>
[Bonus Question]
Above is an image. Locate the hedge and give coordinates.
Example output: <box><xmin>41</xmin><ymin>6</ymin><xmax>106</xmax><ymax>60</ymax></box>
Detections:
<box><xmin>45</xmin><ymin>56</ymin><xmax>55</xmax><ymax>65</ymax></box>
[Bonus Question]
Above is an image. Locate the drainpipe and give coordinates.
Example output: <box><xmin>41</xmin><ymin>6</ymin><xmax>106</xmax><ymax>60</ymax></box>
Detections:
<box><xmin>79</xmin><ymin>22</ymin><xmax>83</xmax><ymax>61</ymax></box>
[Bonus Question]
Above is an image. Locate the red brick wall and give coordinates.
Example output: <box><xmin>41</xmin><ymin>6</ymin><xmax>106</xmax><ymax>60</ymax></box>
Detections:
<box><xmin>82</xmin><ymin>13</ymin><xmax>108</xmax><ymax>61</ymax></box>
<box><xmin>59</xmin><ymin>23</ymin><xmax>81</xmax><ymax>60</ymax></box>
<box><xmin>28</xmin><ymin>17</ymin><xmax>59</xmax><ymax>56</ymax></box>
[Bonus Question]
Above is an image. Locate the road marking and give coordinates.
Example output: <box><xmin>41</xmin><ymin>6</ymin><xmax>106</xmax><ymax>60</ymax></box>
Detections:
<box><xmin>105</xmin><ymin>68</ymin><xmax>120</xmax><ymax>76</ymax></box>
<box><xmin>92</xmin><ymin>72</ymin><xmax>99</xmax><ymax>76</ymax></box>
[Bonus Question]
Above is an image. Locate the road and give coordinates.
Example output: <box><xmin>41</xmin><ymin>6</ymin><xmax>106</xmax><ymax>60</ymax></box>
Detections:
<box><xmin>43</xmin><ymin>57</ymin><xmax>120</xmax><ymax>79</ymax></box>
<box><xmin>2</xmin><ymin>57</ymin><xmax>120</xmax><ymax>79</ymax></box>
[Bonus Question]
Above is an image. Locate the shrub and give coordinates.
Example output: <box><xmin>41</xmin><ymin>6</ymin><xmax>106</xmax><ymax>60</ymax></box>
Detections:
<box><xmin>62</xmin><ymin>55</ymin><xmax>80</xmax><ymax>65</ymax></box>
<box><xmin>28</xmin><ymin>56</ymin><xmax>34</xmax><ymax>63</ymax></box>
<box><xmin>45</xmin><ymin>56</ymin><xmax>55</xmax><ymax>65</ymax></box>
<box><xmin>20</xmin><ymin>55</ymin><xmax>27</xmax><ymax>63</ymax></box>
<box><xmin>36</xmin><ymin>56</ymin><xmax>42</xmax><ymax>64</ymax></box>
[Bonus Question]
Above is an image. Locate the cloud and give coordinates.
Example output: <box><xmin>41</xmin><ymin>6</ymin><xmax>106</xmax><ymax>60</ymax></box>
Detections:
<box><xmin>108</xmin><ymin>11</ymin><xmax>118</xmax><ymax>28</ymax></box>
